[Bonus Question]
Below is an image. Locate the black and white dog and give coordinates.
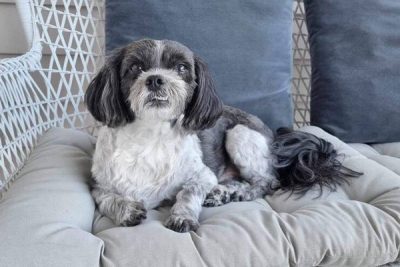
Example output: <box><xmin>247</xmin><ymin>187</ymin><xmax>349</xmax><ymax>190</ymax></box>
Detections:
<box><xmin>85</xmin><ymin>39</ymin><xmax>359</xmax><ymax>232</ymax></box>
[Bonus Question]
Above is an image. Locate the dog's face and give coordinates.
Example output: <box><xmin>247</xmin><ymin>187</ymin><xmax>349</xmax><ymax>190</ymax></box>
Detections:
<box><xmin>85</xmin><ymin>39</ymin><xmax>222</xmax><ymax>130</ymax></box>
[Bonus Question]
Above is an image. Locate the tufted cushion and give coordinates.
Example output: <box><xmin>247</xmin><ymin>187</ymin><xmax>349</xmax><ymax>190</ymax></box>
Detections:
<box><xmin>93</xmin><ymin>126</ymin><xmax>400</xmax><ymax>266</ymax></box>
<box><xmin>350</xmin><ymin>142</ymin><xmax>400</xmax><ymax>176</ymax></box>
<box><xmin>0</xmin><ymin>128</ymin><xmax>103</xmax><ymax>267</ymax></box>
<box><xmin>1</xmin><ymin>127</ymin><xmax>400</xmax><ymax>266</ymax></box>
<box><xmin>106</xmin><ymin>0</ymin><xmax>294</xmax><ymax>131</ymax></box>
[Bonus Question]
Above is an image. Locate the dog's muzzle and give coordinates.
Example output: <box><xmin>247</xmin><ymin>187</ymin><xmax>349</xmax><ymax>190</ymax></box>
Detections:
<box><xmin>146</xmin><ymin>75</ymin><xmax>164</xmax><ymax>92</ymax></box>
<box><xmin>144</xmin><ymin>91</ymin><xmax>169</xmax><ymax>107</ymax></box>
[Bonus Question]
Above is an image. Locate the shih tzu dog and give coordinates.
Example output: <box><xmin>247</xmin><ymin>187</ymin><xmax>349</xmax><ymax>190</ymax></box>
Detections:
<box><xmin>85</xmin><ymin>39</ymin><xmax>360</xmax><ymax>233</ymax></box>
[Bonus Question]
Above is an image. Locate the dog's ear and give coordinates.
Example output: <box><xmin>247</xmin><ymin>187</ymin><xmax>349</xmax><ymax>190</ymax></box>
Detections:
<box><xmin>85</xmin><ymin>48</ymin><xmax>135</xmax><ymax>127</ymax></box>
<box><xmin>182</xmin><ymin>56</ymin><xmax>223</xmax><ymax>131</ymax></box>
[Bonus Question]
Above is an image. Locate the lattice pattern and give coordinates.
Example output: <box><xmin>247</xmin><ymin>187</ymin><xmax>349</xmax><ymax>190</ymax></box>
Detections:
<box><xmin>292</xmin><ymin>0</ymin><xmax>311</xmax><ymax>128</ymax></box>
<box><xmin>0</xmin><ymin>42</ymin><xmax>44</xmax><ymax>188</ymax></box>
<box><xmin>0</xmin><ymin>0</ymin><xmax>105</xmax><ymax>191</ymax></box>
<box><xmin>0</xmin><ymin>0</ymin><xmax>310</xmax><ymax>192</ymax></box>
<box><xmin>33</xmin><ymin>0</ymin><xmax>105</xmax><ymax>131</ymax></box>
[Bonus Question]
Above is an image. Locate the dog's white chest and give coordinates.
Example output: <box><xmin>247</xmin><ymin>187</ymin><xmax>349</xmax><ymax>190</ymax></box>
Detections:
<box><xmin>114</xmin><ymin>123</ymin><xmax>183</xmax><ymax>186</ymax></box>
<box><xmin>93</xmin><ymin>120</ymin><xmax>204</xmax><ymax>208</ymax></box>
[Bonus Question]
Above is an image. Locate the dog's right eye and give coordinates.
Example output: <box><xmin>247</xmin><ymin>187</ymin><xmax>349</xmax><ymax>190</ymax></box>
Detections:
<box><xmin>130</xmin><ymin>64</ymin><xmax>143</xmax><ymax>73</ymax></box>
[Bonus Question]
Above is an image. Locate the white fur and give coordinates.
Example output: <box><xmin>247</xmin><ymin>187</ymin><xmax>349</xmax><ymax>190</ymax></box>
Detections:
<box><xmin>129</xmin><ymin>68</ymin><xmax>189</xmax><ymax>120</ymax></box>
<box><xmin>225</xmin><ymin>124</ymin><xmax>274</xmax><ymax>183</ymax></box>
<box><xmin>92</xmin><ymin>118</ymin><xmax>217</xmax><ymax>211</ymax></box>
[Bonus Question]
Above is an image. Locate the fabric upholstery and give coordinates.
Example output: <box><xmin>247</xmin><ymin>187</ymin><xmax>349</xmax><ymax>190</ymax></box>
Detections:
<box><xmin>350</xmin><ymin>142</ymin><xmax>400</xmax><ymax>175</ymax></box>
<box><xmin>106</xmin><ymin>0</ymin><xmax>294</xmax><ymax>130</ymax></box>
<box><xmin>0</xmin><ymin>128</ymin><xmax>103</xmax><ymax>267</ymax></box>
<box><xmin>2</xmin><ymin>127</ymin><xmax>400</xmax><ymax>266</ymax></box>
<box><xmin>94</xmin><ymin>126</ymin><xmax>400</xmax><ymax>266</ymax></box>
<box><xmin>304</xmin><ymin>0</ymin><xmax>400</xmax><ymax>143</ymax></box>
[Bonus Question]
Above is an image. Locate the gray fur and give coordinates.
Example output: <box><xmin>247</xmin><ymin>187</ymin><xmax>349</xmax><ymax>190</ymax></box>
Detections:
<box><xmin>201</xmin><ymin>116</ymin><xmax>276</xmax><ymax>207</ymax></box>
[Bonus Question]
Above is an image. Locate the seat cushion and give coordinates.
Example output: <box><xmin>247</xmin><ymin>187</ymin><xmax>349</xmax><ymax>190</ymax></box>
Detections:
<box><xmin>2</xmin><ymin>127</ymin><xmax>400</xmax><ymax>266</ymax></box>
<box><xmin>350</xmin><ymin>142</ymin><xmax>400</xmax><ymax>176</ymax></box>
<box><xmin>0</xmin><ymin>128</ymin><xmax>104</xmax><ymax>267</ymax></box>
<box><xmin>93</xmin><ymin>126</ymin><xmax>400</xmax><ymax>266</ymax></box>
<box><xmin>304</xmin><ymin>0</ymin><xmax>400</xmax><ymax>143</ymax></box>
<box><xmin>106</xmin><ymin>0</ymin><xmax>294</xmax><ymax>131</ymax></box>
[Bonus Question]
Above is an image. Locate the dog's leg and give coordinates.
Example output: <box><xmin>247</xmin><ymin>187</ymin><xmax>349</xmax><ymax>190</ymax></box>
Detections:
<box><xmin>165</xmin><ymin>167</ymin><xmax>216</xmax><ymax>233</ymax></box>
<box><xmin>92</xmin><ymin>186</ymin><xmax>147</xmax><ymax>226</ymax></box>
<box><xmin>224</xmin><ymin>124</ymin><xmax>275</xmax><ymax>201</ymax></box>
<box><xmin>203</xmin><ymin>180</ymin><xmax>248</xmax><ymax>207</ymax></box>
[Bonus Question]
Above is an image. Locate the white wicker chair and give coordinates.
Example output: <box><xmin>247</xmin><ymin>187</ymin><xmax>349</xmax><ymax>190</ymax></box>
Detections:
<box><xmin>0</xmin><ymin>0</ymin><xmax>309</xmax><ymax>192</ymax></box>
<box><xmin>0</xmin><ymin>0</ymin><xmax>105</xmax><ymax>190</ymax></box>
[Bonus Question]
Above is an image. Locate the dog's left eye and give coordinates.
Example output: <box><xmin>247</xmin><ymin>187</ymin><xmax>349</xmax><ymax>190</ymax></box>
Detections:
<box><xmin>130</xmin><ymin>64</ymin><xmax>143</xmax><ymax>72</ymax></box>
<box><xmin>177</xmin><ymin>64</ymin><xmax>188</xmax><ymax>73</ymax></box>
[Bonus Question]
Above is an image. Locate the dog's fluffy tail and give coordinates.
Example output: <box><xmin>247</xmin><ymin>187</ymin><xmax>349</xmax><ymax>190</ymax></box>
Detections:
<box><xmin>271</xmin><ymin>128</ymin><xmax>362</xmax><ymax>195</ymax></box>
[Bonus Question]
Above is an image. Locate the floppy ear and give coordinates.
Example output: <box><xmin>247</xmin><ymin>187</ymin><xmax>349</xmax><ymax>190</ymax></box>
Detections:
<box><xmin>85</xmin><ymin>48</ymin><xmax>135</xmax><ymax>127</ymax></box>
<box><xmin>182</xmin><ymin>56</ymin><xmax>223</xmax><ymax>131</ymax></box>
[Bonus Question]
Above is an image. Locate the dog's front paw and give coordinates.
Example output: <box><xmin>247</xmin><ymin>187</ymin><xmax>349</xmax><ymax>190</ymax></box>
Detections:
<box><xmin>165</xmin><ymin>215</ymin><xmax>199</xmax><ymax>233</ymax></box>
<box><xmin>230</xmin><ymin>190</ymin><xmax>254</xmax><ymax>202</ymax></box>
<box><xmin>119</xmin><ymin>201</ymin><xmax>147</xmax><ymax>227</ymax></box>
<box><xmin>203</xmin><ymin>185</ymin><xmax>230</xmax><ymax>207</ymax></box>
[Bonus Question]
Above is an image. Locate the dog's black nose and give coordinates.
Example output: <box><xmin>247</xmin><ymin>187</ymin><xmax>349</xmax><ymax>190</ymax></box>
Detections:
<box><xmin>146</xmin><ymin>75</ymin><xmax>164</xmax><ymax>91</ymax></box>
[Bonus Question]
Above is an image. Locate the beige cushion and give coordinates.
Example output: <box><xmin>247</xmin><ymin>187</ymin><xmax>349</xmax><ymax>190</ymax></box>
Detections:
<box><xmin>351</xmin><ymin>142</ymin><xmax>400</xmax><ymax>176</ymax></box>
<box><xmin>1</xmin><ymin>126</ymin><xmax>400</xmax><ymax>266</ymax></box>
<box><xmin>94</xmin><ymin>126</ymin><xmax>400</xmax><ymax>266</ymax></box>
<box><xmin>0</xmin><ymin>128</ymin><xmax>104</xmax><ymax>267</ymax></box>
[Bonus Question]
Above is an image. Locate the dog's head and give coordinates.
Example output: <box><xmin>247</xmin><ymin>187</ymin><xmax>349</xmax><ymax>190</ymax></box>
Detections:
<box><xmin>85</xmin><ymin>39</ymin><xmax>222</xmax><ymax>130</ymax></box>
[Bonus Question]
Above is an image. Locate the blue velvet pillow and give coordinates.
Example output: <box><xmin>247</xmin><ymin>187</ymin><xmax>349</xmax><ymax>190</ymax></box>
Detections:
<box><xmin>106</xmin><ymin>0</ymin><xmax>293</xmax><ymax>130</ymax></box>
<box><xmin>305</xmin><ymin>0</ymin><xmax>400</xmax><ymax>143</ymax></box>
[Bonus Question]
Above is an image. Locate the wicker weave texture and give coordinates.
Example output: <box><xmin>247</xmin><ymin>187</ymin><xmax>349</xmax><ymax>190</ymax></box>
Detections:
<box><xmin>292</xmin><ymin>0</ymin><xmax>311</xmax><ymax>128</ymax></box>
<box><xmin>0</xmin><ymin>0</ymin><xmax>105</xmax><ymax>189</ymax></box>
<box><xmin>0</xmin><ymin>0</ymin><xmax>310</xmax><ymax>191</ymax></box>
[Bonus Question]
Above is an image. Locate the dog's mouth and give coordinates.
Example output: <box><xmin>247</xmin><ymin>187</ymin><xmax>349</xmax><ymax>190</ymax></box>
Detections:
<box><xmin>145</xmin><ymin>95</ymin><xmax>169</xmax><ymax>107</ymax></box>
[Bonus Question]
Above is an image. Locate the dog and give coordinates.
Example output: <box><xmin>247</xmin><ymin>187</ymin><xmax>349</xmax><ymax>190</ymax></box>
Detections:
<box><xmin>85</xmin><ymin>39</ymin><xmax>360</xmax><ymax>233</ymax></box>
